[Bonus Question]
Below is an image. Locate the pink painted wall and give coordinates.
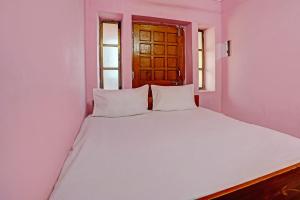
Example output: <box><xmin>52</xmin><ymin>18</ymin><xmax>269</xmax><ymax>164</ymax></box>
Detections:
<box><xmin>222</xmin><ymin>0</ymin><xmax>300</xmax><ymax>137</ymax></box>
<box><xmin>85</xmin><ymin>0</ymin><xmax>223</xmax><ymax>113</ymax></box>
<box><xmin>0</xmin><ymin>0</ymin><xmax>86</xmax><ymax>200</ymax></box>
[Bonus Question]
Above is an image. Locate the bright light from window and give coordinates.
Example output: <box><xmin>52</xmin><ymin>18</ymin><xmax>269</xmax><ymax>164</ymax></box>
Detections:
<box><xmin>100</xmin><ymin>22</ymin><xmax>121</xmax><ymax>89</ymax></box>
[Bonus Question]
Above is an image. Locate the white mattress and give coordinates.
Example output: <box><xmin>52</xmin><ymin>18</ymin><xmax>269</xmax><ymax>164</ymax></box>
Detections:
<box><xmin>50</xmin><ymin>108</ymin><xmax>300</xmax><ymax>200</ymax></box>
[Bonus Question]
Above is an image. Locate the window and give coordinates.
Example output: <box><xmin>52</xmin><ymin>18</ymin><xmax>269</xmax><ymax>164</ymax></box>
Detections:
<box><xmin>99</xmin><ymin>21</ymin><xmax>121</xmax><ymax>89</ymax></box>
<box><xmin>198</xmin><ymin>30</ymin><xmax>205</xmax><ymax>89</ymax></box>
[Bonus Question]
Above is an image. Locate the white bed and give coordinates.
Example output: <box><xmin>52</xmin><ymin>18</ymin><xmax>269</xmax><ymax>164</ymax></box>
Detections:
<box><xmin>50</xmin><ymin>108</ymin><xmax>300</xmax><ymax>200</ymax></box>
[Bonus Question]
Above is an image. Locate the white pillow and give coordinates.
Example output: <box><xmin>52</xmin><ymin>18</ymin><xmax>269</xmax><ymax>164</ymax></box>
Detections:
<box><xmin>92</xmin><ymin>85</ymin><xmax>149</xmax><ymax>117</ymax></box>
<box><xmin>151</xmin><ymin>84</ymin><xmax>196</xmax><ymax>111</ymax></box>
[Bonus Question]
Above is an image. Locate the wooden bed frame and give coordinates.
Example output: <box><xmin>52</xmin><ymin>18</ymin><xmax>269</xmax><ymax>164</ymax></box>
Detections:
<box><xmin>198</xmin><ymin>162</ymin><xmax>300</xmax><ymax>200</ymax></box>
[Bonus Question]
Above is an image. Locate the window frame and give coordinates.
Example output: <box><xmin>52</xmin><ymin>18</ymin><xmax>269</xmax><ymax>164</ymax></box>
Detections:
<box><xmin>198</xmin><ymin>29</ymin><xmax>205</xmax><ymax>90</ymax></box>
<box><xmin>99</xmin><ymin>21</ymin><xmax>122</xmax><ymax>89</ymax></box>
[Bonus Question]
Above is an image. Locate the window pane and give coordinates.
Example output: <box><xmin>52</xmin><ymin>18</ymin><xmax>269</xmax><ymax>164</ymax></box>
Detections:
<box><xmin>103</xmin><ymin>70</ymin><xmax>119</xmax><ymax>90</ymax></box>
<box><xmin>199</xmin><ymin>69</ymin><xmax>203</xmax><ymax>88</ymax></box>
<box><xmin>103</xmin><ymin>23</ymin><xmax>118</xmax><ymax>45</ymax></box>
<box><xmin>198</xmin><ymin>51</ymin><xmax>203</xmax><ymax>67</ymax></box>
<box><xmin>103</xmin><ymin>46</ymin><xmax>118</xmax><ymax>68</ymax></box>
<box><xmin>198</xmin><ymin>31</ymin><xmax>203</xmax><ymax>49</ymax></box>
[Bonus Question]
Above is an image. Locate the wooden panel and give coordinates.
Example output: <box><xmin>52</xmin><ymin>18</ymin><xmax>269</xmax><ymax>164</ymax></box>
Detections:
<box><xmin>167</xmin><ymin>45</ymin><xmax>177</xmax><ymax>55</ymax></box>
<box><xmin>153</xmin><ymin>44</ymin><xmax>165</xmax><ymax>55</ymax></box>
<box><xmin>167</xmin><ymin>57</ymin><xmax>177</xmax><ymax>67</ymax></box>
<box><xmin>140</xmin><ymin>57</ymin><xmax>151</xmax><ymax>68</ymax></box>
<box><xmin>133</xmin><ymin>23</ymin><xmax>185</xmax><ymax>87</ymax></box>
<box><xmin>154</xmin><ymin>57</ymin><xmax>164</xmax><ymax>68</ymax></box>
<box><xmin>139</xmin><ymin>30</ymin><xmax>151</xmax><ymax>41</ymax></box>
<box><xmin>140</xmin><ymin>70</ymin><xmax>152</xmax><ymax>81</ymax></box>
<box><xmin>140</xmin><ymin>43</ymin><xmax>151</xmax><ymax>54</ymax></box>
<box><xmin>153</xmin><ymin>31</ymin><xmax>165</xmax><ymax>42</ymax></box>
<box><xmin>167</xmin><ymin>70</ymin><xmax>177</xmax><ymax>81</ymax></box>
<box><xmin>194</xmin><ymin>95</ymin><xmax>199</xmax><ymax>107</ymax></box>
<box><xmin>167</xmin><ymin>33</ymin><xmax>177</xmax><ymax>43</ymax></box>
<box><xmin>154</xmin><ymin>70</ymin><xmax>164</xmax><ymax>80</ymax></box>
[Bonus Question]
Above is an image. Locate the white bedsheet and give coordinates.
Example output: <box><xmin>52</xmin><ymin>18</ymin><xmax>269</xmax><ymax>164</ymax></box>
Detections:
<box><xmin>50</xmin><ymin>108</ymin><xmax>300</xmax><ymax>200</ymax></box>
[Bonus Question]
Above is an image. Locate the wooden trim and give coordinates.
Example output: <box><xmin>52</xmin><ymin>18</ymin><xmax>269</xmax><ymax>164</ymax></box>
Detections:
<box><xmin>202</xmin><ymin>30</ymin><xmax>205</xmax><ymax>90</ymax></box>
<box><xmin>99</xmin><ymin>22</ymin><xmax>104</xmax><ymax>88</ymax></box>
<box><xmin>101</xmin><ymin>67</ymin><xmax>120</xmax><ymax>70</ymax></box>
<box><xmin>198</xmin><ymin>29</ymin><xmax>205</xmax><ymax>90</ymax></box>
<box><xmin>198</xmin><ymin>162</ymin><xmax>300</xmax><ymax>199</ymax></box>
<box><xmin>103</xmin><ymin>44</ymin><xmax>119</xmax><ymax>47</ymax></box>
<box><xmin>132</xmin><ymin>21</ymin><xmax>180</xmax><ymax>28</ymax></box>
<box><xmin>179</xmin><ymin>27</ymin><xmax>185</xmax><ymax>85</ymax></box>
<box><xmin>194</xmin><ymin>95</ymin><xmax>199</xmax><ymax>107</ymax></box>
<box><xmin>118</xmin><ymin>22</ymin><xmax>122</xmax><ymax>89</ymax></box>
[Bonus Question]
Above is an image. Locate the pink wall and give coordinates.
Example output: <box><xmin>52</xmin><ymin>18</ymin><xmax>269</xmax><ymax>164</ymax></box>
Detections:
<box><xmin>222</xmin><ymin>0</ymin><xmax>300</xmax><ymax>137</ymax></box>
<box><xmin>0</xmin><ymin>0</ymin><xmax>86</xmax><ymax>200</ymax></box>
<box><xmin>1</xmin><ymin>0</ymin><xmax>299</xmax><ymax>199</ymax></box>
<box><xmin>85</xmin><ymin>0</ymin><xmax>223</xmax><ymax>113</ymax></box>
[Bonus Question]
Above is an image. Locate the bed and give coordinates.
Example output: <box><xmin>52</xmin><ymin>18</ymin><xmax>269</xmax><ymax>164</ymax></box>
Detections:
<box><xmin>50</xmin><ymin>107</ymin><xmax>300</xmax><ymax>200</ymax></box>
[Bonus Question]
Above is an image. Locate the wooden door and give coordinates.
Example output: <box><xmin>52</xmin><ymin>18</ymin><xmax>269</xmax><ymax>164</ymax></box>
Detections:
<box><xmin>132</xmin><ymin>23</ymin><xmax>185</xmax><ymax>88</ymax></box>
